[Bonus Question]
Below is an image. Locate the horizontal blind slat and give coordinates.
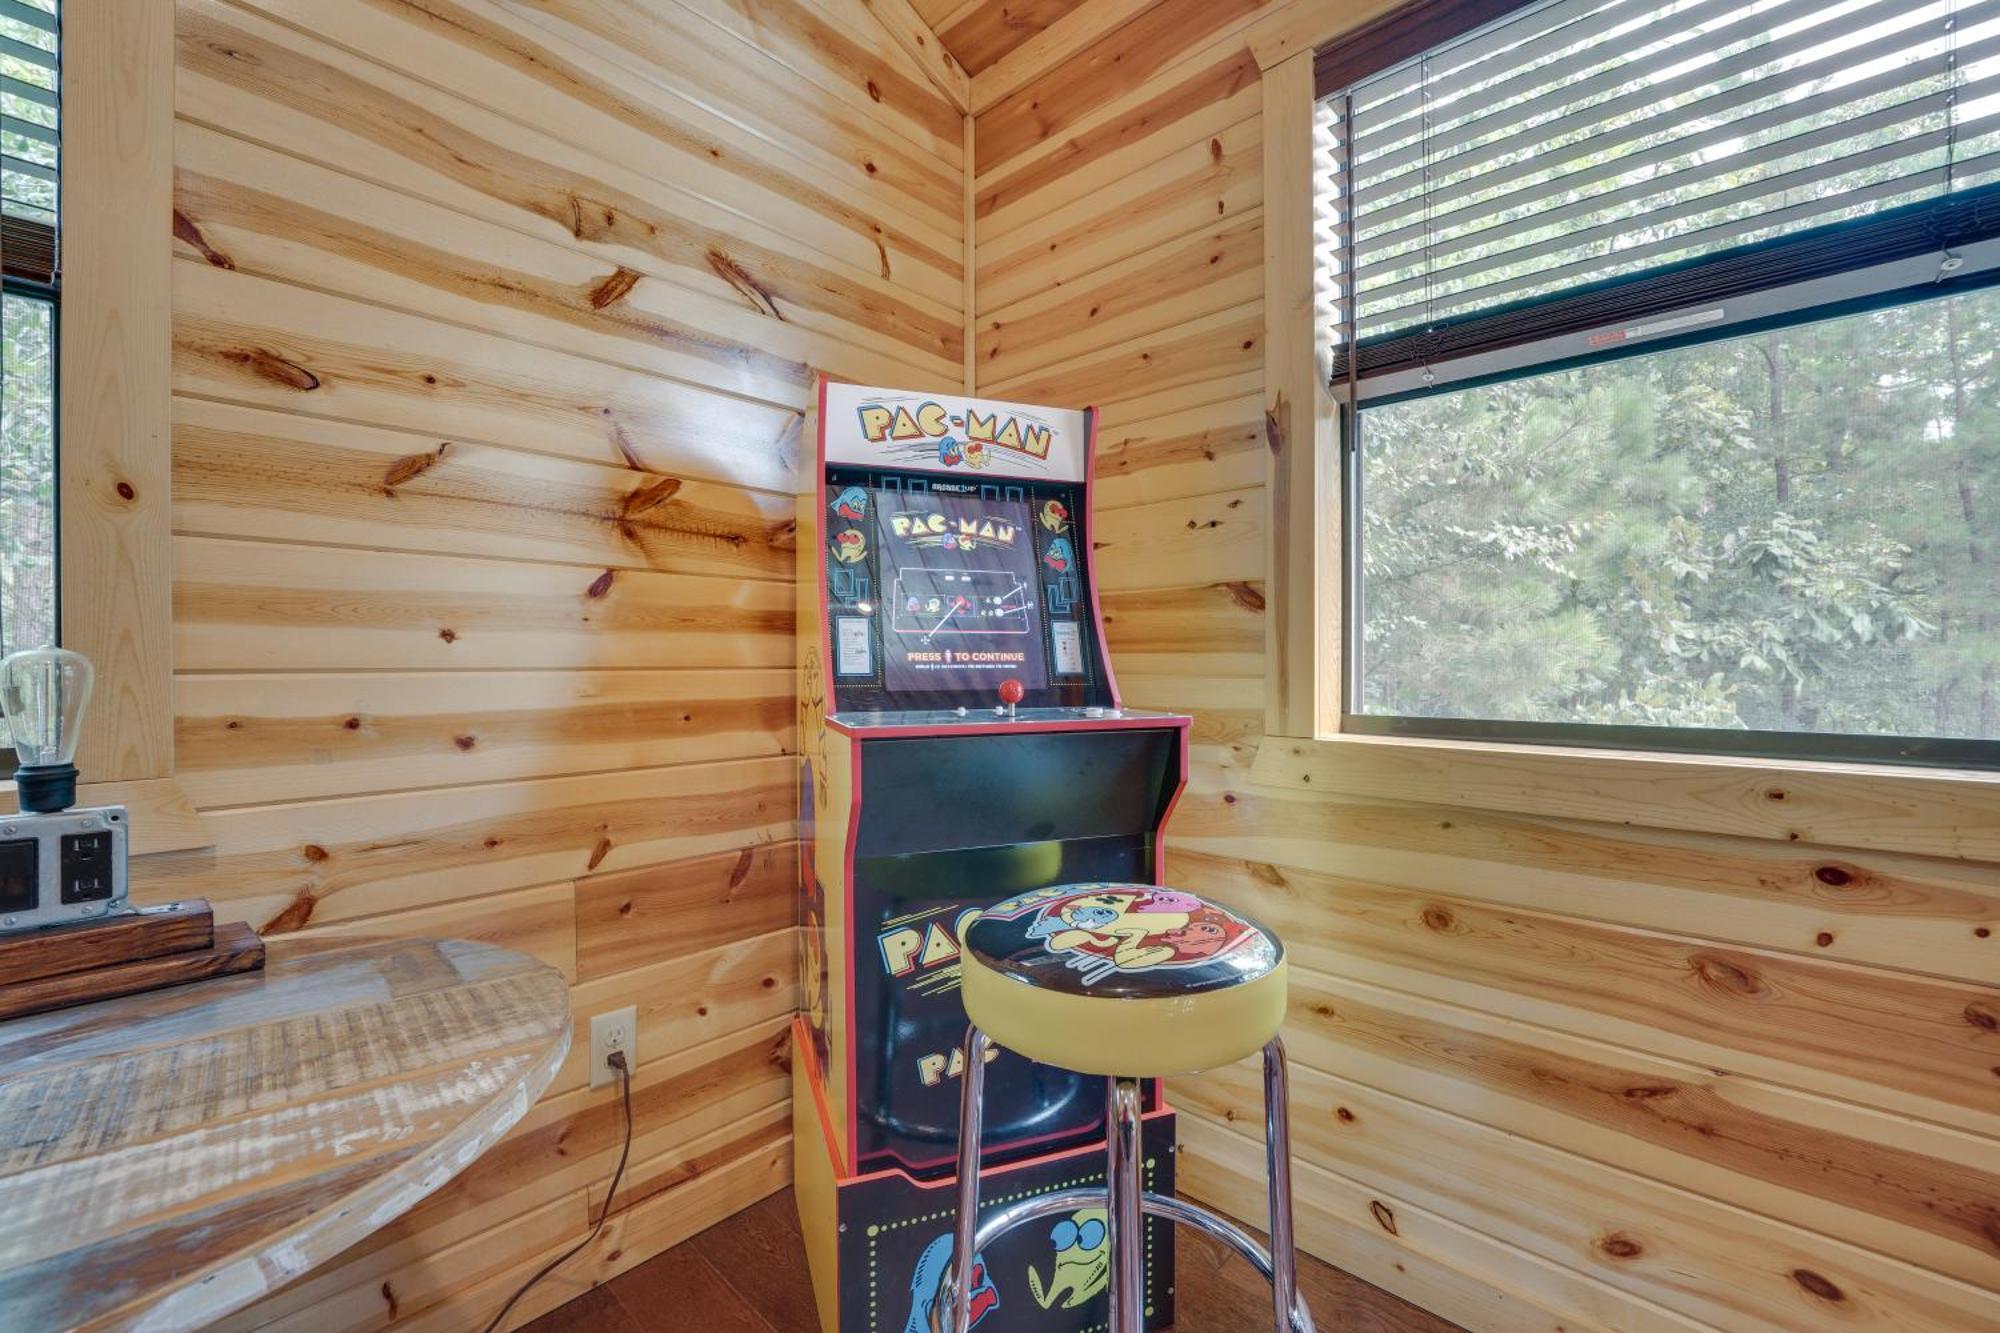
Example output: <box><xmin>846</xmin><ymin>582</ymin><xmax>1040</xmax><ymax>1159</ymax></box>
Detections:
<box><xmin>1357</xmin><ymin>0</ymin><xmax>1954</xmax><ymax>201</ymax></box>
<box><xmin>0</xmin><ymin>152</ymin><xmax>57</xmax><ymax>184</ymax></box>
<box><xmin>1355</xmin><ymin>0</ymin><xmax>1778</xmax><ymax>148</ymax></box>
<box><xmin>1357</xmin><ymin>29</ymin><xmax>1994</xmax><ymax>253</ymax></box>
<box><xmin>1322</xmin><ymin>0</ymin><xmax>1989</xmax><ymax>366</ymax></box>
<box><xmin>0</xmin><ymin>113</ymin><xmax>54</xmax><ymax>147</ymax></box>
<box><xmin>0</xmin><ymin>75</ymin><xmax>55</xmax><ymax>110</ymax></box>
<box><xmin>1358</xmin><ymin>87</ymin><xmax>1960</xmax><ymax>292</ymax></box>
<box><xmin>0</xmin><ymin>32</ymin><xmax>54</xmax><ymax>71</ymax></box>
<box><xmin>0</xmin><ymin>0</ymin><xmax>54</xmax><ymax>33</ymax></box>
<box><xmin>1354</xmin><ymin>0</ymin><xmax>1635</xmax><ymax>130</ymax></box>
<box><xmin>1358</xmin><ymin>143</ymin><xmax>1995</xmax><ymax>334</ymax></box>
<box><xmin>1335</xmin><ymin>176</ymin><xmax>2000</xmax><ymax>379</ymax></box>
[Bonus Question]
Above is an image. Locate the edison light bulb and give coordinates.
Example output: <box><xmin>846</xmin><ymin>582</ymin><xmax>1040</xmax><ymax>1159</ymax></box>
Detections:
<box><xmin>0</xmin><ymin>647</ymin><xmax>93</xmax><ymax>812</ymax></box>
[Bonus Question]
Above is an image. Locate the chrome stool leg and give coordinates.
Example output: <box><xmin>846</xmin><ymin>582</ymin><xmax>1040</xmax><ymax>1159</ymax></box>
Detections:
<box><xmin>1104</xmin><ymin>1077</ymin><xmax>1145</xmax><ymax>1333</ymax></box>
<box><xmin>1264</xmin><ymin>1037</ymin><xmax>1299</xmax><ymax>1333</ymax></box>
<box><xmin>939</xmin><ymin>1030</ymin><xmax>1313</xmax><ymax>1333</ymax></box>
<box><xmin>944</xmin><ymin>1025</ymin><xmax>990</xmax><ymax>1333</ymax></box>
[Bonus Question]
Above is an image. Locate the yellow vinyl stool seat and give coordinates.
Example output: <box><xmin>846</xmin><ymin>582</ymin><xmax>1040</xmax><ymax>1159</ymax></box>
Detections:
<box><xmin>958</xmin><ymin>883</ymin><xmax>1288</xmax><ymax>1078</ymax></box>
<box><xmin>942</xmin><ymin>883</ymin><xmax>1311</xmax><ymax>1333</ymax></box>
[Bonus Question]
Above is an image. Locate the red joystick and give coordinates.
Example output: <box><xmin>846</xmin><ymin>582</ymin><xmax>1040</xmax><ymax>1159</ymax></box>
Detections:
<box><xmin>997</xmin><ymin>678</ymin><xmax>1025</xmax><ymax>707</ymax></box>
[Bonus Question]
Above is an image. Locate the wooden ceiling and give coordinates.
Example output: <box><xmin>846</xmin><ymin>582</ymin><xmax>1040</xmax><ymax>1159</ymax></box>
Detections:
<box><xmin>913</xmin><ymin>0</ymin><xmax>1075</xmax><ymax>75</ymax></box>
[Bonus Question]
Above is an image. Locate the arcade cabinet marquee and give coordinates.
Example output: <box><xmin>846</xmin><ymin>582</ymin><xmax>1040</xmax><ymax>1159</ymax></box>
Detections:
<box><xmin>793</xmin><ymin>380</ymin><xmax>1190</xmax><ymax>1333</ymax></box>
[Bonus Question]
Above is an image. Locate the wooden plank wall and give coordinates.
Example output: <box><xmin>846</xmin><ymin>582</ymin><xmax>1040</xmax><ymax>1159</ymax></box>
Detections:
<box><xmin>969</xmin><ymin>4</ymin><xmax>2000</xmax><ymax>1331</ymax></box>
<box><xmin>142</xmin><ymin>0</ymin><xmax>965</xmax><ymax>1326</ymax></box>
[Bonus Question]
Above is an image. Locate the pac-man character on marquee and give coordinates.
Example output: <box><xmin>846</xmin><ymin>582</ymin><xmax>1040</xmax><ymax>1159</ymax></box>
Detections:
<box><xmin>832</xmin><ymin>485</ymin><xmax>869</xmax><ymax>521</ymax></box>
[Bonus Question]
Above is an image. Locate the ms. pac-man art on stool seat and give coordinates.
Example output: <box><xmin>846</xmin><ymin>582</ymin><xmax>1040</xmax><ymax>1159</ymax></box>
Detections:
<box><xmin>959</xmin><ymin>883</ymin><xmax>1288</xmax><ymax>1079</ymax></box>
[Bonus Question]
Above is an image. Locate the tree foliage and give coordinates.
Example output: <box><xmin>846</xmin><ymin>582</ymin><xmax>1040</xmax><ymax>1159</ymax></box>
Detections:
<box><xmin>1</xmin><ymin>291</ymin><xmax>56</xmax><ymax>661</ymax></box>
<box><xmin>1360</xmin><ymin>285</ymin><xmax>2000</xmax><ymax>740</ymax></box>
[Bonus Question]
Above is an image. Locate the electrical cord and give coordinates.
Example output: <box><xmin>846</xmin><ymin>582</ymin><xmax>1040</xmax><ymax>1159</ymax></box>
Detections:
<box><xmin>482</xmin><ymin>1049</ymin><xmax>634</xmax><ymax>1333</ymax></box>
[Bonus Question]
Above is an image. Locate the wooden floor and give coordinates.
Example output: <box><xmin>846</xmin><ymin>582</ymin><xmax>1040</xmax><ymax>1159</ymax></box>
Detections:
<box><xmin>522</xmin><ymin>1188</ymin><xmax>1460</xmax><ymax>1332</ymax></box>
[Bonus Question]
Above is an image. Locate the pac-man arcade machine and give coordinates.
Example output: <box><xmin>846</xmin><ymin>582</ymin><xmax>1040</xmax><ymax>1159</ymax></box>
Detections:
<box><xmin>794</xmin><ymin>379</ymin><xmax>1188</xmax><ymax>1332</ymax></box>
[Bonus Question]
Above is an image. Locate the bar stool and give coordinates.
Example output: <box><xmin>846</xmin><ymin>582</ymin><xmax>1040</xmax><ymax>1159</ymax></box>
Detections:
<box><xmin>939</xmin><ymin>882</ymin><xmax>1312</xmax><ymax>1333</ymax></box>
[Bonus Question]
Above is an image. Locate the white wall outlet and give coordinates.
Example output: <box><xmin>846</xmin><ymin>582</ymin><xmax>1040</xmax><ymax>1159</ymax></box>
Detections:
<box><xmin>589</xmin><ymin>1005</ymin><xmax>637</xmax><ymax>1089</ymax></box>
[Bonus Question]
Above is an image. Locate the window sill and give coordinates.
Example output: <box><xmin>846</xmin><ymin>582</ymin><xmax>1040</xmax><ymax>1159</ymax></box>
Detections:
<box><xmin>0</xmin><ymin>776</ymin><xmax>211</xmax><ymax>855</ymax></box>
<box><xmin>1247</xmin><ymin>731</ymin><xmax>2000</xmax><ymax>863</ymax></box>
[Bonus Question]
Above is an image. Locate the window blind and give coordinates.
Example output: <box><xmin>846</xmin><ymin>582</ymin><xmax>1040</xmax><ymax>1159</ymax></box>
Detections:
<box><xmin>1322</xmin><ymin>0</ymin><xmax>2000</xmax><ymax>387</ymax></box>
<box><xmin>1</xmin><ymin>0</ymin><xmax>57</xmax><ymax>285</ymax></box>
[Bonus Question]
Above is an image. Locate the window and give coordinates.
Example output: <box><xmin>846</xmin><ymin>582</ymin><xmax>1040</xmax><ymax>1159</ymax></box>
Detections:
<box><xmin>1321</xmin><ymin>0</ymin><xmax>2000</xmax><ymax>764</ymax></box>
<box><xmin>2</xmin><ymin>0</ymin><xmax>57</xmax><ymax>650</ymax></box>
<box><xmin>2</xmin><ymin>0</ymin><xmax>58</xmax><ymax>768</ymax></box>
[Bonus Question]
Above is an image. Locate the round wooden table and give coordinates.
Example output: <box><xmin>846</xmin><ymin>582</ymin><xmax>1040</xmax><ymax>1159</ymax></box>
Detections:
<box><xmin>0</xmin><ymin>936</ymin><xmax>571</xmax><ymax>1331</ymax></box>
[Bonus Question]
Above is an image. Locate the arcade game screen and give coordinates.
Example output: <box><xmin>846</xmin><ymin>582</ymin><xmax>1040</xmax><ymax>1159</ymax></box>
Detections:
<box><xmin>878</xmin><ymin>489</ymin><xmax>1045</xmax><ymax>694</ymax></box>
<box><xmin>823</xmin><ymin>468</ymin><xmax>1105</xmax><ymax>712</ymax></box>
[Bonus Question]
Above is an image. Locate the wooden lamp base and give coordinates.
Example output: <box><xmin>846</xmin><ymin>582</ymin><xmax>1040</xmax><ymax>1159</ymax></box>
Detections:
<box><xmin>0</xmin><ymin>900</ymin><xmax>264</xmax><ymax>1022</ymax></box>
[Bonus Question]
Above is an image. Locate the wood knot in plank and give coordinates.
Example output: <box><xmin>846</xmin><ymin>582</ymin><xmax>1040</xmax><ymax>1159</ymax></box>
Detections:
<box><xmin>1596</xmin><ymin>1232</ymin><xmax>1643</xmax><ymax>1260</ymax></box>
<box><xmin>264</xmin><ymin>888</ymin><xmax>318</xmax><ymax>934</ymax></box>
<box><xmin>587</xmin><ymin>837</ymin><xmax>613</xmax><ymax>871</ymax></box>
<box><xmin>727</xmin><ymin>846</ymin><xmax>755</xmax><ymax>891</ymax></box>
<box><xmin>586</xmin><ymin>569</ymin><xmax>616</xmax><ymax>598</ymax></box>
<box><xmin>173</xmin><ymin>209</ymin><xmax>235</xmax><ymax>269</ymax></box>
<box><xmin>604</xmin><ymin>424</ymin><xmax>648</xmax><ymax>473</ymax></box>
<box><xmin>1368</xmin><ymin>1200</ymin><xmax>1397</xmax><ymax>1235</ymax></box>
<box><xmin>705</xmin><ymin>249</ymin><xmax>782</xmax><ymax>320</ymax></box>
<box><xmin>621</xmin><ymin>476</ymin><xmax>683</xmax><ymax>519</ymax></box>
<box><xmin>1224</xmin><ymin>581</ymin><xmax>1265</xmax><ymax>612</ymax></box>
<box><xmin>1791</xmin><ymin>1269</ymin><xmax>1844</xmax><ymax>1302</ymax></box>
<box><xmin>382</xmin><ymin>443</ymin><xmax>449</xmax><ymax>492</ymax></box>
<box><xmin>1622</xmin><ymin>1084</ymin><xmax>1677</xmax><ymax>1100</ymax></box>
<box><xmin>228</xmin><ymin>346</ymin><xmax>319</xmax><ymax>391</ymax></box>
<box><xmin>1813</xmin><ymin>863</ymin><xmax>1854</xmax><ymax>886</ymax></box>
<box><xmin>1688</xmin><ymin>953</ymin><xmax>1764</xmax><ymax>997</ymax></box>
<box><xmin>586</xmin><ymin>265</ymin><xmax>643</xmax><ymax>309</ymax></box>
<box><xmin>1419</xmin><ymin>905</ymin><xmax>1457</xmax><ymax>933</ymax></box>
<box><xmin>1966</xmin><ymin>1002</ymin><xmax>1999</xmax><ymax>1033</ymax></box>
